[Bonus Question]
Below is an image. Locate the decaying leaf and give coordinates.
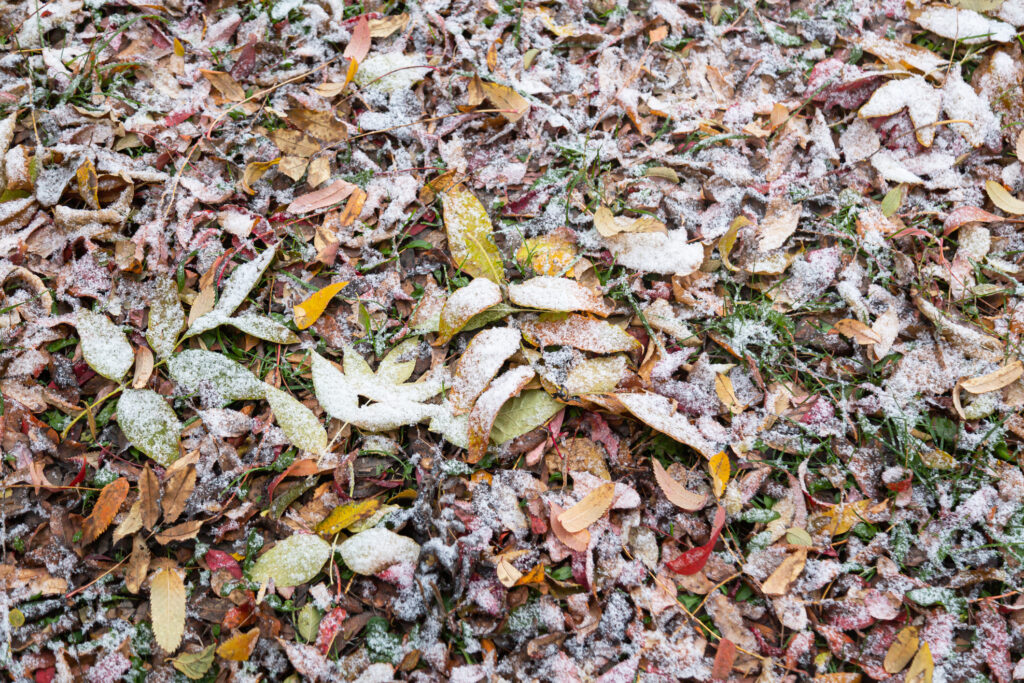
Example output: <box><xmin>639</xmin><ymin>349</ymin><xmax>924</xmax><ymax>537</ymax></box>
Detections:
<box><xmin>217</xmin><ymin>628</ymin><xmax>260</xmax><ymax>661</ymax></box>
<box><xmin>651</xmin><ymin>458</ymin><xmax>707</xmax><ymax>511</ymax></box>
<box><xmin>549</xmin><ymin>501</ymin><xmax>590</xmax><ymax>551</ymax></box>
<box><xmin>831</xmin><ymin>318</ymin><xmax>883</xmax><ymax>345</ymax></box>
<box><xmin>761</xmin><ymin>548</ymin><xmax>807</xmax><ymax>595</ymax></box>
<box><xmin>480</xmin><ymin>81</ymin><xmax>531</xmax><ymax>122</ymax></box>
<box><xmin>171</xmin><ymin>644</ymin><xmax>216</xmax><ymax>680</ymax></box>
<box><xmin>81</xmin><ymin>477</ymin><xmax>129</xmax><ymax>545</ymax></box>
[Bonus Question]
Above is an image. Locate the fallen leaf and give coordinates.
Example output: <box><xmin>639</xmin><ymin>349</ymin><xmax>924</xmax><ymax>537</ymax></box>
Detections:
<box><xmin>441</xmin><ymin>183</ymin><xmax>505</xmax><ymax>283</ymax></box>
<box><xmin>155</xmin><ymin>519</ymin><xmax>203</xmax><ymax>544</ymax></box>
<box><xmin>268</xmin><ymin>129</ymin><xmax>320</xmax><ymax>158</ymax></box>
<box><xmin>117</xmin><ymin>389</ymin><xmax>182</xmax><ymax>466</ymax></box>
<box><xmin>557</xmin><ymin>482</ymin><xmax>616</xmax><ymax>533</ymax></box>
<box><xmin>140</xmin><ymin>464</ymin><xmax>161</xmax><ymax>531</ymax></box>
<box><xmin>151</xmin><ymin>568</ymin><xmax>186</xmax><ymax>653</ymax></box>
<box><xmin>199</xmin><ymin>69</ymin><xmax>245</xmax><ymax>101</ymax></box>
<box><xmin>316</xmin><ymin>498</ymin><xmax>380</xmax><ymax>535</ymax></box>
<box><xmin>251</xmin><ymin>533</ymin><xmax>332</xmax><ymax>587</ymax></box>
<box><xmin>508</xmin><ymin>277</ymin><xmax>612</xmax><ymax>316</ymax></box>
<box><xmin>467</xmin><ymin>365</ymin><xmax>536</xmax><ymax>462</ymax></box>
<box><xmin>593</xmin><ymin>206</ymin><xmax>667</xmax><ymax>237</ymax></box>
<box><xmin>709</xmin><ymin>450</ymin><xmax>730</xmax><ymax>498</ymax></box>
<box><xmin>961</xmin><ymin>361</ymin><xmax>1023</xmax><ymax>394</ymax></box>
<box><xmin>216</xmin><ymin>628</ymin><xmax>260</xmax><ymax>662</ymax></box>
<box><xmin>884</xmin><ymin>626</ymin><xmax>919</xmax><ymax>674</ymax></box>
<box><xmin>757</xmin><ymin>198</ymin><xmax>802</xmax><ymax>251</ymax></box>
<box><xmin>241</xmin><ymin>158</ymin><xmax>280</xmax><ymax>194</ymax></box>
<box><xmin>985</xmin><ymin>180</ymin><xmax>1024</xmax><ymax>215</ymax></box>
<box><xmin>651</xmin><ymin>458</ymin><xmax>707</xmax><ymax>511</ymax></box>
<box><xmin>368</xmin><ymin>13</ymin><xmax>410</xmax><ymax>38</ymax></box>
<box><xmin>666</xmin><ymin>506</ymin><xmax>726</xmax><ymax>575</ymax></box>
<box><xmin>81</xmin><ymin>478</ymin><xmax>129</xmax><ymax>545</ymax></box>
<box><xmin>905</xmin><ymin>642</ymin><xmax>933</xmax><ymax>683</ymax></box>
<box><xmin>618</xmin><ymin>392</ymin><xmax>717</xmax><ymax>458</ymax></box>
<box><xmin>761</xmin><ymin>548</ymin><xmax>807</xmax><ymax>595</ymax></box>
<box><xmin>278</xmin><ymin>155</ymin><xmax>309</xmax><ymax>180</ymax></box>
<box><xmin>436</xmin><ymin>278</ymin><xmax>503</xmax><ymax>345</ymax></box>
<box><xmin>549</xmin><ymin>501</ymin><xmax>590</xmax><ymax>551</ymax></box>
<box><xmin>125</xmin><ymin>533</ymin><xmax>150</xmax><ymax>594</ymax></box>
<box><xmin>522</xmin><ymin>314</ymin><xmax>640</xmax><ymax>354</ymax></box>
<box><xmin>288</xmin><ymin>107</ymin><xmax>350</xmax><ymax>143</ymax></box>
<box><xmin>496</xmin><ymin>556</ymin><xmax>523</xmax><ymax>587</ymax></box>
<box><xmin>343</xmin><ymin>17</ymin><xmax>371</xmax><ymax>63</ymax></box>
<box><xmin>293</xmin><ymin>281</ymin><xmax>349</xmax><ymax>330</ymax></box>
<box><xmin>831</xmin><ymin>318</ymin><xmax>883</xmax><ymax>345</ymax></box>
<box><xmin>162</xmin><ymin>465</ymin><xmax>197</xmax><ymax>524</ymax></box>
<box><xmin>287</xmin><ymin>178</ymin><xmax>359</xmax><ymax>214</ymax></box>
<box><xmin>714</xmin><ymin>373</ymin><xmax>743</xmax><ymax>413</ymax></box>
<box><xmin>266</xmin><ymin>385</ymin><xmax>328</xmax><ymax>455</ymax></box>
<box><xmin>171</xmin><ymin>644</ymin><xmax>216</xmax><ymax>680</ymax></box>
<box><xmin>515</xmin><ymin>233</ymin><xmax>579</xmax><ymax>276</ymax></box>
<box><xmin>480</xmin><ymin>81</ymin><xmax>530</xmax><ymax>122</ymax></box>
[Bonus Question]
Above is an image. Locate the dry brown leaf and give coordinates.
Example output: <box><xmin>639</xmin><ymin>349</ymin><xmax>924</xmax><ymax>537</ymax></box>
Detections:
<box><xmin>557</xmin><ymin>482</ymin><xmax>616</xmax><ymax>533</ymax></box>
<box><xmin>81</xmin><ymin>478</ymin><xmax>130</xmax><ymax>545</ymax></box>
<box><xmin>960</xmin><ymin>360</ymin><xmax>1023</xmax><ymax>394</ymax></box>
<box><xmin>268</xmin><ymin>129</ymin><xmax>320</xmax><ymax>158</ymax></box>
<box><xmin>125</xmin><ymin>533</ymin><xmax>150</xmax><ymax>594</ymax></box>
<box><xmin>884</xmin><ymin>626</ymin><xmax>919</xmax><ymax>674</ymax></box>
<box><xmin>162</xmin><ymin>466</ymin><xmax>196</xmax><ymax>524</ymax></box>
<box><xmin>761</xmin><ymin>548</ymin><xmax>807</xmax><ymax>595</ymax></box>
<box><xmin>155</xmin><ymin>519</ymin><xmax>203</xmax><ymax>545</ymax></box>
<box><xmin>480</xmin><ymin>81</ymin><xmax>531</xmax><ymax>122</ymax></box>
<box><xmin>140</xmin><ymin>464</ymin><xmax>161</xmax><ymax>531</ymax></box>
<box><xmin>287</xmin><ymin>108</ymin><xmax>349</xmax><ymax>143</ymax></box>
<box><xmin>593</xmin><ymin>206</ymin><xmax>667</xmax><ymax>237</ymax></box>
<box><xmin>343</xmin><ymin>16</ymin><xmax>371</xmax><ymax>63</ymax></box>
<box><xmin>287</xmin><ymin>178</ymin><xmax>359</xmax><ymax>214</ymax></box>
<box><xmin>307</xmin><ymin>157</ymin><xmax>330</xmax><ymax>188</ymax></box>
<box><xmin>132</xmin><ymin>346</ymin><xmax>155</xmax><ymax>389</ymax></box>
<box><xmin>368</xmin><ymin>13</ymin><xmax>410</xmax><ymax>38</ymax></box>
<box><xmin>217</xmin><ymin>628</ymin><xmax>260</xmax><ymax>661</ymax></box>
<box><xmin>241</xmin><ymin>158</ymin><xmax>280</xmax><ymax>194</ymax></box>
<box><xmin>831</xmin><ymin>318</ymin><xmax>883</xmax><ymax>345</ymax></box>
<box><xmin>187</xmin><ymin>286</ymin><xmax>216</xmax><ymax>328</ymax></box>
<box><xmin>757</xmin><ymin>198</ymin><xmax>802</xmax><ymax>251</ymax></box>
<box><xmin>496</xmin><ymin>557</ymin><xmax>523</xmax><ymax>587</ymax></box>
<box><xmin>112</xmin><ymin>501</ymin><xmax>144</xmax><ymax>545</ymax></box>
<box><xmin>199</xmin><ymin>69</ymin><xmax>245</xmax><ymax>101</ymax></box>
<box><xmin>151</xmin><ymin>568</ymin><xmax>186</xmax><ymax>653</ymax></box>
<box><xmin>549</xmin><ymin>501</ymin><xmax>590</xmax><ymax>551</ymax></box>
<box><xmin>651</xmin><ymin>458</ymin><xmax>707</xmax><ymax>511</ymax></box>
<box><xmin>339</xmin><ymin>187</ymin><xmax>367</xmax><ymax>226</ymax></box>
<box><xmin>278</xmin><ymin>156</ymin><xmax>309</xmax><ymax>181</ymax></box>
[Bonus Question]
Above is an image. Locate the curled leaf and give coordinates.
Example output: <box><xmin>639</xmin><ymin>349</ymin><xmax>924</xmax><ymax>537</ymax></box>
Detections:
<box><xmin>217</xmin><ymin>628</ymin><xmax>260</xmax><ymax>662</ymax></box>
<box><xmin>985</xmin><ymin>180</ymin><xmax>1024</xmax><ymax>215</ymax></box>
<box><xmin>466</xmin><ymin>365</ymin><xmax>536</xmax><ymax>463</ymax></box>
<box><xmin>436</xmin><ymin>278</ymin><xmax>503</xmax><ymax>345</ymax></box>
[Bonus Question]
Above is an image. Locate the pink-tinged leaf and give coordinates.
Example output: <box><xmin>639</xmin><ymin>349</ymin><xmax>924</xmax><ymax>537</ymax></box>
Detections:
<box><xmin>205</xmin><ymin>550</ymin><xmax>243</xmax><ymax>579</ymax></box>
<box><xmin>315</xmin><ymin>607</ymin><xmax>348</xmax><ymax>655</ymax></box>
<box><xmin>343</xmin><ymin>17</ymin><xmax>371</xmax><ymax>63</ymax></box>
<box><xmin>666</xmin><ymin>506</ymin><xmax>725</xmax><ymax>575</ymax></box>
<box><xmin>977</xmin><ymin>601</ymin><xmax>1012</xmax><ymax>683</ymax></box>
<box><xmin>942</xmin><ymin>206</ymin><xmax>1005</xmax><ymax>236</ymax></box>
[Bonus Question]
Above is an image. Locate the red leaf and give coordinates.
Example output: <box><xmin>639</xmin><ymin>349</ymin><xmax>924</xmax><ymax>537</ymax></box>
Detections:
<box><xmin>205</xmin><ymin>549</ymin><xmax>243</xmax><ymax>579</ymax></box>
<box><xmin>711</xmin><ymin>638</ymin><xmax>736</xmax><ymax>681</ymax></box>
<box><xmin>223</xmin><ymin>602</ymin><xmax>255</xmax><ymax>630</ymax></box>
<box><xmin>315</xmin><ymin>607</ymin><xmax>348</xmax><ymax>655</ymax></box>
<box><xmin>978</xmin><ymin>601</ymin><xmax>1013</xmax><ymax>683</ymax></box>
<box><xmin>666</xmin><ymin>506</ymin><xmax>726</xmax><ymax>575</ymax></box>
<box><xmin>35</xmin><ymin>668</ymin><xmax>55</xmax><ymax>683</ymax></box>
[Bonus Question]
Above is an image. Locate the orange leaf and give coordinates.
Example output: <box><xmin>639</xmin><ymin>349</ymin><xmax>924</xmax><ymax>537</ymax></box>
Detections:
<box><xmin>216</xmin><ymin>628</ymin><xmax>260</xmax><ymax>661</ymax></box>
<box><xmin>293</xmin><ymin>281</ymin><xmax>349</xmax><ymax>330</ymax></box>
<box><xmin>709</xmin><ymin>451</ymin><xmax>730</xmax><ymax>498</ymax></box>
<box><xmin>651</xmin><ymin>458</ymin><xmax>707</xmax><ymax>511</ymax></box>
<box><xmin>81</xmin><ymin>478</ymin><xmax>129</xmax><ymax>544</ymax></box>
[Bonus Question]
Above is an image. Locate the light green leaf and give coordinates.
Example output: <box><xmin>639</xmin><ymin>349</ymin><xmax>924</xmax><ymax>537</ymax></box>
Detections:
<box><xmin>77</xmin><ymin>309</ymin><xmax>134</xmax><ymax>381</ymax></box>
<box><xmin>463</xmin><ymin>302</ymin><xmax>516</xmax><ymax>332</ymax></box>
<box><xmin>490</xmin><ymin>389</ymin><xmax>562</xmax><ymax>444</ymax></box>
<box><xmin>171</xmin><ymin>644</ymin><xmax>216</xmax><ymax>680</ymax></box>
<box><xmin>881</xmin><ymin>183</ymin><xmax>905</xmax><ymax>217</ymax></box>
<box><xmin>266</xmin><ymin>385</ymin><xmax>328</xmax><ymax>455</ymax></box>
<box><xmin>117</xmin><ymin>389</ymin><xmax>182</xmax><ymax>466</ymax></box>
<box><xmin>147</xmin><ymin>276</ymin><xmax>185</xmax><ymax>359</ymax></box>
<box><xmin>441</xmin><ymin>183</ymin><xmax>505</xmax><ymax>283</ymax></box>
<box><xmin>168</xmin><ymin>350</ymin><xmax>266</xmax><ymax>405</ymax></box>
<box><xmin>187</xmin><ymin>245</ymin><xmax>277</xmax><ymax>337</ymax></box>
<box><xmin>376</xmin><ymin>337</ymin><xmax>420</xmax><ymax>385</ymax></box>
<box><xmin>296</xmin><ymin>604</ymin><xmax>321</xmax><ymax>642</ymax></box>
<box><xmin>226</xmin><ymin>314</ymin><xmax>300</xmax><ymax>344</ymax></box>
<box><xmin>250</xmin><ymin>533</ymin><xmax>332</xmax><ymax>587</ymax></box>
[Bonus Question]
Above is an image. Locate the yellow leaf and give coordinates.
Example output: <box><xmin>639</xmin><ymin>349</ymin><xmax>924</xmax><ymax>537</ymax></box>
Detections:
<box><xmin>651</xmin><ymin>458</ymin><xmax>707</xmax><ymax>511</ymax></box>
<box><xmin>173</xmin><ymin>38</ymin><xmax>185</xmax><ymax>57</ymax></box>
<box><xmin>831</xmin><ymin>318</ymin><xmax>883</xmax><ymax>345</ymax></box>
<box><xmin>884</xmin><ymin>626</ymin><xmax>919</xmax><ymax>674</ymax></box>
<box><xmin>514</xmin><ymin>563</ymin><xmax>546</xmax><ymax>586</ymax></box>
<box><xmin>278</xmin><ymin>156</ymin><xmax>309</xmax><ymax>181</ymax></box>
<box><xmin>709</xmin><ymin>450</ymin><xmax>730</xmax><ymax>498</ymax></box>
<box><xmin>593</xmin><ymin>206</ymin><xmax>667</xmax><ymax>237</ymax></box>
<box><xmin>216</xmin><ymin>628</ymin><xmax>260</xmax><ymax>662</ymax></box>
<box><xmin>293</xmin><ymin>281</ymin><xmax>349</xmax><ymax>330</ymax></box>
<box><xmin>905</xmin><ymin>642</ymin><xmax>933</xmax><ymax>683</ymax></box>
<box><xmin>960</xmin><ymin>360</ymin><xmax>1023</xmax><ymax>394</ymax></box>
<box><xmin>715</xmin><ymin>373</ymin><xmax>743</xmax><ymax>413</ymax></box>
<box><xmin>151</xmin><ymin>568</ymin><xmax>186</xmax><ymax>653</ymax></box>
<box><xmin>316</xmin><ymin>498</ymin><xmax>380</xmax><ymax>535</ymax></box>
<box><xmin>241</xmin><ymin>158</ymin><xmax>280</xmax><ymax>195</ymax></box>
<box><xmin>343</xmin><ymin>58</ymin><xmax>359</xmax><ymax>89</ymax></box>
<box><xmin>307</xmin><ymin>157</ymin><xmax>330</xmax><ymax>188</ymax></box>
<box><xmin>719</xmin><ymin>215</ymin><xmax>750</xmax><ymax>271</ymax></box>
<box><xmin>557</xmin><ymin>482</ymin><xmax>616</xmax><ymax>533</ymax></box>
<box><xmin>368</xmin><ymin>13</ymin><xmax>410</xmax><ymax>38</ymax></box>
<box><xmin>986</xmin><ymin>179</ymin><xmax>1024</xmax><ymax>215</ymax></box>
<box><xmin>515</xmin><ymin>234</ymin><xmax>578</xmax><ymax>276</ymax></box>
<box><xmin>480</xmin><ymin>81</ymin><xmax>530</xmax><ymax>122</ymax></box>
<box><xmin>761</xmin><ymin>548</ymin><xmax>807</xmax><ymax>596</ymax></box>
<box><xmin>268</xmin><ymin>130</ymin><xmax>320</xmax><ymax>158</ymax></box>
<box><xmin>76</xmin><ymin>159</ymin><xmax>99</xmax><ymax>209</ymax></box>
<box><xmin>441</xmin><ymin>183</ymin><xmax>505</xmax><ymax>283</ymax></box>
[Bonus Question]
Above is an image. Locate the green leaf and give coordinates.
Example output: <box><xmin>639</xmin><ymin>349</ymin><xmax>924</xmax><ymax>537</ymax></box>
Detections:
<box><xmin>187</xmin><ymin>245</ymin><xmax>277</xmax><ymax>337</ymax></box>
<box><xmin>117</xmin><ymin>389</ymin><xmax>182</xmax><ymax>466</ymax></box>
<box><xmin>296</xmin><ymin>604</ymin><xmax>321</xmax><ymax>642</ymax></box>
<box><xmin>463</xmin><ymin>302</ymin><xmax>516</xmax><ymax>332</ymax></box>
<box><xmin>881</xmin><ymin>183</ymin><xmax>905</xmax><ymax>217</ymax></box>
<box><xmin>171</xmin><ymin>644</ymin><xmax>216</xmax><ymax>680</ymax></box>
<box><xmin>226</xmin><ymin>314</ymin><xmax>300</xmax><ymax>344</ymax></box>
<box><xmin>250</xmin><ymin>533</ymin><xmax>332</xmax><ymax>587</ymax></box>
<box><xmin>147</xmin><ymin>275</ymin><xmax>185</xmax><ymax>359</ymax></box>
<box><xmin>441</xmin><ymin>183</ymin><xmax>505</xmax><ymax>283</ymax></box>
<box><xmin>168</xmin><ymin>350</ymin><xmax>266</xmax><ymax>405</ymax></box>
<box><xmin>77</xmin><ymin>309</ymin><xmax>134</xmax><ymax>381</ymax></box>
<box><xmin>489</xmin><ymin>389</ymin><xmax>562</xmax><ymax>444</ymax></box>
<box><xmin>265</xmin><ymin>385</ymin><xmax>328</xmax><ymax>455</ymax></box>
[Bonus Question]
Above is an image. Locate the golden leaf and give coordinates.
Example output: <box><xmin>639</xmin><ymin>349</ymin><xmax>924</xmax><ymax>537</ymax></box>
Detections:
<box><xmin>709</xmin><ymin>450</ymin><xmax>730</xmax><ymax>499</ymax></box>
<box><xmin>81</xmin><ymin>478</ymin><xmax>129</xmax><ymax>545</ymax></box>
<box><xmin>442</xmin><ymin>183</ymin><xmax>505</xmax><ymax>283</ymax></box>
<box><xmin>241</xmin><ymin>158</ymin><xmax>280</xmax><ymax>195</ymax></box>
<box><xmin>761</xmin><ymin>548</ymin><xmax>807</xmax><ymax>596</ymax></box>
<box><xmin>960</xmin><ymin>360</ymin><xmax>1023</xmax><ymax>394</ymax></box>
<box><xmin>884</xmin><ymin>626</ymin><xmax>919</xmax><ymax>674</ymax></box>
<box><xmin>557</xmin><ymin>482</ymin><xmax>616</xmax><ymax>533</ymax></box>
<box><xmin>268</xmin><ymin>130</ymin><xmax>320</xmax><ymax>158</ymax></box>
<box><xmin>905</xmin><ymin>642</ymin><xmax>933</xmax><ymax>683</ymax></box>
<box><xmin>293</xmin><ymin>281</ymin><xmax>350</xmax><ymax>330</ymax></box>
<box><xmin>985</xmin><ymin>180</ymin><xmax>1024</xmax><ymax>215</ymax></box>
<box><xmin>216</xmin><ymin>628</ymin><xmax>260</xmax><ymax>662</ymax></box>
<box><xmin>480</xmin><ymin>81</ymin><xmax>530</xmax><ymax>122</ymax></box>
<box><xmin>316</xmin><ymin>498</ymin><xmax>380</xmax><ymax>535</ymax></box>
<box><xmin>199</xmin><ymin>69</ymin><xmax>245</xmax><ymax>101</ymax></box>
<box><xmin>151</xmin><ymin>568</ymin><xmax>186</xmax><ymax>653</ymax></box>
<box><xmin>831</xmin><ymin>318</ymin><xmax>883</xmax><ymax>345</ymax></box>
<box><xmin>651</xmin><ymin>458</ymin><xmax>707</xmax><ymax>511</ymax></box>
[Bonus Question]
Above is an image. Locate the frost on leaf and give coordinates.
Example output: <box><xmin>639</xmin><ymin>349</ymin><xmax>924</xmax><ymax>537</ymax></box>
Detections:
<box><xmin>187</xmin><ymin>244</ymin><xmax>277</xmax><ymax>337</ymax></box>
<box><xmin>250</xmin><ymin>533</ymin><xmax>332</xmax><ymax>587</ymax></box>
<box><xmin>522</xmin><ymin>314</ymin><xmax>639</xmax><ymax>354</ymax></box>
<box><xmin>226</xmin><ymin>313</ymin><xmax>300</xmax><ymax>344</ymax></box>
<box><xmin>601</xmin><ymin>231</ymin><xmax>704</xmax><ymax>276</ymax></box>
<box><xmin>859</xmin><ymin>76</ymin><xmax>941</xmax><ymax>146</ymax></box>
<box><xmin>436</xmin><ymin>278</ymin><xmax>503</xmax><ymax>345</ymax></box>
<box><xmin>450</xmin><ymin>327</ymin><xmax>522</xmax><ymax>414</ymax></box>
<box><xmin>508</xmin><ymin>277</ymin><xmax>612</xmax><ymax>316</ymax></box>
<box><xmin>147</xmin><ymin>275</ymin><xmax>185</xmax><ymax>359</ymax></box>
<box><xmin>466</xmin><ymin>365</ymin><xmax>536</xmax><ymax>463</ymax></box>
<box><xmin>339</xmin><ymin>527</ymin><xmax>421</xmax><ymax>574</ymax></box>
<box><xmin>117</xmin><ymin>389</ymin><xmax>182</xmax><ymax>466</ymax></box>
<box><xmin>489</xmin><ymin>389</ymin><xmax>563</xmax><ymax>445</ymax></box>
<box><xmin>77</xmin><ymin>309</ymin><xmax>134</xmax><ymax>382</ymax></box>
<box><xmin>617</xmin><ymin>392</ymin><xmax>717</xmax><ymax>458</ymax></box>
<box><xmin>441</xmin><ymin>183</ymin><xmax>505</xmax><ymax>283</ymax></box>
<box><xmin>265</xmin><ymin>385</ymin><xmax>328</xmax><ymax>455</ymax></box>
<box><xmin>168</xmin><ymin>350</ymin><xmax>266</xmax><ymax>405</ymax></box>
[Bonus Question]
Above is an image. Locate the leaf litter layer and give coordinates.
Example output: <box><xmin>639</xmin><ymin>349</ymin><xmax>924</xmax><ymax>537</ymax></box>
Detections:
<box><xmin>1</xmin><ymin>0</ymin><xmax>1024</xmax><ymax>681</ymax></box>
